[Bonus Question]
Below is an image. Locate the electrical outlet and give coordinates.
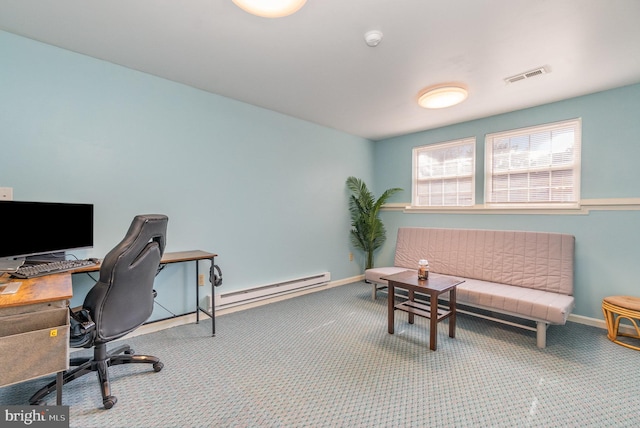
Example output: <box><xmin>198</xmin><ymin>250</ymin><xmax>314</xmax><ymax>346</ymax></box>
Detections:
<box><xmin>198</xmin><ymin>274</ymin><xmax>205</xmax><ymax>286</ymax></box>
<box><xmin>349</xmin><ymin>252</ymin><xmax>354</xmax><ymax>262</ymax></box>
<box><xmin>0</xmin><ymin>187</ymin><xmax>13</xmax><ymax>201</ymax></box>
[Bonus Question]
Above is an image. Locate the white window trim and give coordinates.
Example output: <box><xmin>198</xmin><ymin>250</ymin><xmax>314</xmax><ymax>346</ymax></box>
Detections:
<box><xmin>411</xmin><ymin>137</ymin><xmax>476</xmax><ymax>208</ymax></box>
<box><xmin>385</xmin><ymin>198</ymin><xmax>640</xmax><ymax>215</ymax></box>
<box><xmin>484</xmin><ymin>118</ymin><xmax>582</xmax><ymax>209</ymax></box>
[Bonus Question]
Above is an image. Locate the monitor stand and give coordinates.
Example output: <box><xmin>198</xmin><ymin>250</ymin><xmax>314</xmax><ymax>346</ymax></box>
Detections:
<box><xmin>24</xmin><ymin>252</ymin><xmax>66</xmax><ymax>265</ymax></box>
<box><xmin>0</xmin><ymin>257</ymin><xmax>25</xmax><ymax>272</ymax></box>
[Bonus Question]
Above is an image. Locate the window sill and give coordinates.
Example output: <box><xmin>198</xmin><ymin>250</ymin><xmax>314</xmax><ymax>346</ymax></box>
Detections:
<box><xmin>383</xmin><ymin>198</ymin><xmax>640</xmax><ymax>215</ymax></box>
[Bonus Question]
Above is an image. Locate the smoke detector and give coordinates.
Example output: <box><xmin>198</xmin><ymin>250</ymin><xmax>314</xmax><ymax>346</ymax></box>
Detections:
<box><xmin>364</xmin><ymin>30</ymin><xmax>383</xmax><ymax>47</ymax></box>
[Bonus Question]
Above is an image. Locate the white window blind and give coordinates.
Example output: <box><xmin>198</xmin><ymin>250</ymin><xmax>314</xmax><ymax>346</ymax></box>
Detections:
<box><xmin>485</xmin><ymin>119</ymin><xmax>581</xmax><ymax>207</ymax></box>
<box><xmin>412</xmin><ymin>138</ymin><xmax>475</xmax><ymax>207</ymax></box>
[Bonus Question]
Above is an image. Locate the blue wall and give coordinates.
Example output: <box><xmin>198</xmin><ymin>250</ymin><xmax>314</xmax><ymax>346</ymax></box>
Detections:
<box><xmin>2</xmin><ymin>29</ymin><xmax>638</xmax><ymax>322</ymax></box>
<box><xmin>0</xmin><ymin>31</ymin><xmax>373</xmax><ymax>320</ymax></box>
<box><xmin>373</xmin><ymin>83</ymin><xmax>640</xmax><ymax>320</ymax></box>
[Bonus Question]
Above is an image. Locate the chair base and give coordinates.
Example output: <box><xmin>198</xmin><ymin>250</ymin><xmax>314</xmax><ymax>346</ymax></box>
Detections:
<box><xmin>30</xmin><ymin>342</ymin><xmax>163</xmax><ymax>409</ymax></box>
<box><xmin>602</xmin><ymin>296</ymin><xmax>640</xmax><ymax>351</ymax></box>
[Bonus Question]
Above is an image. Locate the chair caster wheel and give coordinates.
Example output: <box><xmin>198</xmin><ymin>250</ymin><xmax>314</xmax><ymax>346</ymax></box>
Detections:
<box><xmin>153</xmin><ymin>362</ymin><xmax>164</xmax><ymax>372</ymax></box>
<box><xmin>103</xmin><ymin>396</ymin><xmax>117</xmax><ymax>409</ymax></box>
<box><xmin>125</xmin><ymin>348</ymin><xmax>134</xmax><ymax>355</ymax></box>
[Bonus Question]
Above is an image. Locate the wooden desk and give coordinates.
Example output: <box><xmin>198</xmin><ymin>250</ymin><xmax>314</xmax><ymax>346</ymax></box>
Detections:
<box><xmin>0</xmin><ymin>273</ymin><xmax>72</xmax><ymax>404</ymax></box>
<box><xmin>75</xmin><ymin>250</ymin><xmax>219</xmax><ymax>336</ymax></box>
<box><xmin>159</xmin><ymin>251</ymin><xmax>218</xmax><ymax>336</ymax></box>
<box><xmin>0</xmin><ymin>274</ymin><xmax>72</xmax><ymax>309</ymax></box>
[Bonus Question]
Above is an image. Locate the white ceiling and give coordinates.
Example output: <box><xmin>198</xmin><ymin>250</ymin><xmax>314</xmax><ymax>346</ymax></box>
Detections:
<box><xmin>1</xmin><ymin>0</ymin><xmax>639</xmax><ymax>141</ymax></box>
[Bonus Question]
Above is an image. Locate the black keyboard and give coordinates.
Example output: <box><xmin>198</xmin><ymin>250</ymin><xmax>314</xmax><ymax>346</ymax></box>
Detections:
<box><xmin>11</xmin><ymin>259</ymin><xmax>98</xmax><ymax>279</ymax></box>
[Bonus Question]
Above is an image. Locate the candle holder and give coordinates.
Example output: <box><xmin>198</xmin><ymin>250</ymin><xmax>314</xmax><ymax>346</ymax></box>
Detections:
<box><xmin>418</xmin><ymin>259</ymin><xmax>429</xmax><ymax>280</ymax></box>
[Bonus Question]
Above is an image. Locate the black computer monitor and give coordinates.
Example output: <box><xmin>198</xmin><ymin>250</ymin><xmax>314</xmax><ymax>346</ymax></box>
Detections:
<box><xmin>0</xmin><ymin>201</ymin><xmax>94</xmax><ymax>261</ymax></box>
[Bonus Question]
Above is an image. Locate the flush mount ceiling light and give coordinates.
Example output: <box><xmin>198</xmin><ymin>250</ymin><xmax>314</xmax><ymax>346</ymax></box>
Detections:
<box><xmin>417</xmin><ymin>84</ymin><xmax>468</xmax><ymax>109</ymax></box>
<box><xmin>232</xmin><ymin>0</ymin><xmax>307</xmax><ymax>18</ymax></box>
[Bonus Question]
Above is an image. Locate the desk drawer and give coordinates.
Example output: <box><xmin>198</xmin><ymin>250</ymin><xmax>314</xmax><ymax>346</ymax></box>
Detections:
<box><xmin>0</xmin><ymin>307</ymin><xmax>69</xmax><ymax>387</ymax></box>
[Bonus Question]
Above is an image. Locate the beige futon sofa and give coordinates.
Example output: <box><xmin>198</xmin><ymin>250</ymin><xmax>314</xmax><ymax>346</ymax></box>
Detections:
<box><xmin>365</xmin><ymin>227</ymin><xmax>575</xmax><ymax>348</ymax></box>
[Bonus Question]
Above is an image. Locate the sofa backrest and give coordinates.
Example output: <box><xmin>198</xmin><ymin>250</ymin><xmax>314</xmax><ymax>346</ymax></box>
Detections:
<box><xmin>394</xmin><ymin>227</ymin><xmax>575</xmax><ymax>295</ymax></box>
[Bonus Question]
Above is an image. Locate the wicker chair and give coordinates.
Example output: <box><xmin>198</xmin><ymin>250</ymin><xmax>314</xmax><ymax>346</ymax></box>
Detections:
<box><xmin>602</xmin><ymin>295</ymin><xmax>640</xmax><ymax>351</ymax></box>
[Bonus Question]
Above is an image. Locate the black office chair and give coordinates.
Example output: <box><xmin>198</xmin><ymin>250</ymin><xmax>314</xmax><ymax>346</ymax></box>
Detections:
<box><xmin>30</xmin><ymin>214</ymin><xmax>168</xmax><ymax>409</ymax></box>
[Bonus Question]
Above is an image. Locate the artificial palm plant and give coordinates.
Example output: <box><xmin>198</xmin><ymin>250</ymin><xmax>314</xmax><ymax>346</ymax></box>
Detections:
<box><xmin>346</xmin><ymin>176</ymin><xmax>402</xmax><ymax>270</ymax></box>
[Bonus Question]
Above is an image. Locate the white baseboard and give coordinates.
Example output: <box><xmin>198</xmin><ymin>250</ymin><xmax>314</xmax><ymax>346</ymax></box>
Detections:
<box><xmin>568</xmin><ymin>313</ymin><xmax>603</xmax><ymax>328</ymax></box>
<box><xmin>568</xmin><ymin>312</ymin><xmax>635</xmax><ymax>335</ymax></box>
<box><xmin>214</xmin><ymin>274</ymin><xmax>364</xmax><ymax>315</ymax></box>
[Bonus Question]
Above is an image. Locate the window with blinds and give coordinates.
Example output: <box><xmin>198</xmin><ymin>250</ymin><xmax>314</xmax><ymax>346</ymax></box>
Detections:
<box><xmin>412</xmin><ymin>138</ymin><xmax>475</xmax><ymax>207</ymax></box>
<box><xmin>485</xmin><ymin>119</ymin><xmax>581</xmax><ymax>207</ymax></box>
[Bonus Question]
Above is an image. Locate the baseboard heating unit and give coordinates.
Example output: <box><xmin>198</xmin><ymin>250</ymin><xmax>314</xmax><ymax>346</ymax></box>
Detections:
<box><xmin>216</xmin><ymin>272</ymin><xmax>331</xmax><ymax>308</ymax></box>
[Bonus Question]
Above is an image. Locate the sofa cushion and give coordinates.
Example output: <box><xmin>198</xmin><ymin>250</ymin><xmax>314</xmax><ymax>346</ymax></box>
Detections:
<box><xmin>365</xmin><ymin>267</ymin><xmax>411</xmax><ymax>285</ymax></box>
<box><xmin>452</xmin><ymin>276</ymin><xmax>574</xmax><ymax>324</ymax></box>
<box><xmin>394</xmin><ymin>228</ymin><xmax>575</xmax><ymax>295</ymax></box>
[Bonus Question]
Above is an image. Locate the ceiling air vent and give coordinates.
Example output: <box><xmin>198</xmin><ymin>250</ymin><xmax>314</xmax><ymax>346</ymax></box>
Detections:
<box><xmin>504</xmin><ymin>66</ymin><xmax>548</xmax><ymax>84</ymax></box>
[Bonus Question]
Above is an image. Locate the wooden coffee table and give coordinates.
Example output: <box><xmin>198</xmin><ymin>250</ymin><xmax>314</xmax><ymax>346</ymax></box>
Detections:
<box><xmin>383</xmin><ymin>270</ymin><xmax>464</xmax><ymax>351</ymax></box>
